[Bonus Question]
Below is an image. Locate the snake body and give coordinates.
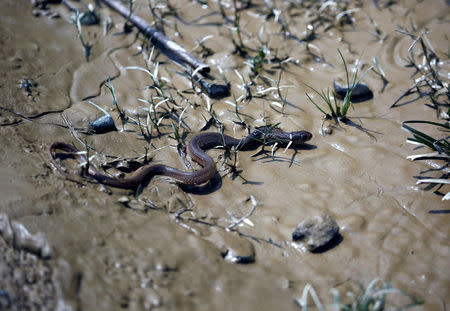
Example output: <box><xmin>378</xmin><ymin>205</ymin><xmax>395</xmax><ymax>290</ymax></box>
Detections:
<box><xmin>48</xmin><ymin>127</ymin><xmax>312</xmax><ymax>190</ymax></box>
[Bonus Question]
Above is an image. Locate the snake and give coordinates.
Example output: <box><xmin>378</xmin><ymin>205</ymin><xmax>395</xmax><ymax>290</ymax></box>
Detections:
<box><xmin>48</xmin><ymin>126</ymin><xmax>312</xmax><ymax>190</ymax></box>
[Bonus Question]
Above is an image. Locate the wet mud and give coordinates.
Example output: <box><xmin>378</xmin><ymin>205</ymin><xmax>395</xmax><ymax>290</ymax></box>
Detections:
<box><xmin>0</xmin><ymin>0</ymin><xmax>449</xmax><ymax>310</ymax></box>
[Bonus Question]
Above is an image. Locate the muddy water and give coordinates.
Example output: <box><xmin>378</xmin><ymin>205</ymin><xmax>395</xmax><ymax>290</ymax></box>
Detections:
<box><xmin>0</xmin><ymin>0</ymin><xmax>449</xmax><ymax>310</ymax></box>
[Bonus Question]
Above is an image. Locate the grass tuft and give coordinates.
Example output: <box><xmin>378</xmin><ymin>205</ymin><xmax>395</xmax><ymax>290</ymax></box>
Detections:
<box><xmin>305</xmin><ymin>49</ymin><xmax>372</xmax><ymax>124</ymax></box>
<box><xmin>391</xmin><ymin>28</ymin><xmax>448</xmax><ymax>114</ymax></box>
<box><xmin>402</xmin><ymin>120</ymin><xmax>450</xmax><ymax>199</ymax></box>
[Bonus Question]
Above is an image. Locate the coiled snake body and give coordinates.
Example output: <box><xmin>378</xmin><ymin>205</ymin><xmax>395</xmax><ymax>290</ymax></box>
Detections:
<box><xmin>48</xmin><ymin>127</ymin><xmax>312</xmax><ymax>190</ymax></box>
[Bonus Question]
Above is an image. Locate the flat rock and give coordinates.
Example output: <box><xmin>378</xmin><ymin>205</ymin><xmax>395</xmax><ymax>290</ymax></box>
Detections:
<box><xmin>292</xmin><ymin>213</ymin><xmax>339</xmax><ymax>252</ymax></box>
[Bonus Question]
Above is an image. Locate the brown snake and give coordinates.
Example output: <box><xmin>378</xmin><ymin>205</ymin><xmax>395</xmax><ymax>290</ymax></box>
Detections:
<box><xmin>48</xmin><ymin>126</ymin><xmax>312</xmax><ymax>190</ymax></box>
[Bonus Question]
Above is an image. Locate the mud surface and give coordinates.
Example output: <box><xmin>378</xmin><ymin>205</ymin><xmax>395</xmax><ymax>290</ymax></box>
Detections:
<box><xmin>0</xmin><ymin>0</ymin><xmax>449</xmax><ymax>310</ymax></box>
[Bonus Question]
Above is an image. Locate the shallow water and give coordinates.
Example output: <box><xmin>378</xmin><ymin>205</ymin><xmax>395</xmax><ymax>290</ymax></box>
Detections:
<box><xmin>0</xmin><ymin>0</ymin><xmax>449</xmax><ymax>310</ymax></box>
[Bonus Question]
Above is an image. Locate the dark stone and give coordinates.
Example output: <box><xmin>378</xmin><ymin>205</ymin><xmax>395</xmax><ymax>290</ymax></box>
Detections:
<box><xmin>88</xmin><ymin>114</ymin><xmax>117</xmax><ymax>134</ymax></box>
<box><xmin>292</xmin><ymin>213</ymin><xmax>340</xmax><ymax>252</ymax></box>
<box><xmin>78</xmin><ymin>11</ymin><xmax>100</xmax><ymax>26</ymax></box>
<box><xmin>333</xmin><ymin>79</ymin><xmax>373</xmax><ymax>102</ymax></box>
<box><xmin>198</xmin><ymin>79</ymin><xmax>230</xmax><ymax>99</ymax></box>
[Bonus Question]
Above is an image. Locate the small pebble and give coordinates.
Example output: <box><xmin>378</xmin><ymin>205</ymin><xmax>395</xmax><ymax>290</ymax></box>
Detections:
<box><xmin>321</xmin><ymin>127</ymin><xmax>333</xmax><ymax>135</ymax></box>
<box><xmin>88</xmin><ymin>114</ymin><xmax>117</xmax><ymax>134</ymax></box>
<box><xmin>198</xmin><ymin>79</ymin><xmax>230</xmax><ymax>99</ymax></box>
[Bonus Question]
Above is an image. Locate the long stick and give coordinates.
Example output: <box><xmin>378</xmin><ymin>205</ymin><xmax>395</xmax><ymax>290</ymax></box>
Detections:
<box><xmin>100</xmin><ymin>0</ymin><xmax>210</xmax><ymax>74</ymax></box>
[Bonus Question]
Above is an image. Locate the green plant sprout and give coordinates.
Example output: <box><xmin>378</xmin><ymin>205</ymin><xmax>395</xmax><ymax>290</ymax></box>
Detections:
<box><xmin>245</xmin><ymin>45</ymin><xmax>268</xmax><ymax>80</ymax></box>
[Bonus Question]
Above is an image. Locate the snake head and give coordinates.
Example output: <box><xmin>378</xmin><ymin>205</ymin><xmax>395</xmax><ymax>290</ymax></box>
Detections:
<box><xmin>251</xmin><ymin>126</ymin><xmax>312</xmax><ymax>145</ymax></box>
<box><xmin>290</xmin><ymin>130</ymin><xmax>312</xmax><ymax>144</ymax></box>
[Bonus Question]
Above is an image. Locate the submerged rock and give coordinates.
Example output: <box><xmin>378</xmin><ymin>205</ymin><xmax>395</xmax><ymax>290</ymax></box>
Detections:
<box><xmin>292</xmin><ymin>213</ymin><xmax>340</xmax><ymax>252</ymax></box>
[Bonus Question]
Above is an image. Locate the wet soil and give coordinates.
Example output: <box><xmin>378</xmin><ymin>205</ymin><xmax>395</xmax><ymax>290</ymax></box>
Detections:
<box><xmin>0</xmin><ymin>0</ymin><xmax>449</xmax><ymax>310</ymax></box>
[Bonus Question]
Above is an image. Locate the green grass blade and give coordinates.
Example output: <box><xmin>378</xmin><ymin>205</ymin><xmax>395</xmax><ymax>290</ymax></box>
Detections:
<box><xmin>306</xmin><ymin>93</ymin><xmax>329</xmax><ymax>116</ymax></box>
<box><xmin>403</xmin><ymin>121</ymin><xmax>450</xmax><ymax>154</ymax></box>
<box><xmin>337</xmin><ymin>49</ymin><xmax>350</xmax><ymax>89</ymax></box>
<box><xmin>403</xmin><ymin>120</ymin><xmax>450</xmax><ymax>130</ymax></box>
<box><xmin>322</xmin><ymin>88</ymin><xmax>336</xmax><ymax>116</ymax></box>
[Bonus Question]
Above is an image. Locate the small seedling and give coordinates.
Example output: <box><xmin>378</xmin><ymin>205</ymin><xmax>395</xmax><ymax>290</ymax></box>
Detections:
<box><xmin>224</xmin><ymin>94</ymin><xmax>245</xmax><ymax>124</ymax></box>
<box><xmin>245</xmin><ymin>45</ymin><xmax>268</xmax><ymax>80</ymax></box>
<box><xmin>234</xmin><ymin>69</ymin><xmax>252</xmax><ymax>101</ymax></box>
<box><xmin>74</xmin><ymin>10</ymin><xmax>93</xmax><ymax>61</ymax></box>
<box><xmin>104</xmin><ymin>79</ymin><xmax>128</xmax><ymax>130</ymax></box>
<box><xmin>372</xmin><ymin>56</ymin><xmax>389</xmax><ymax>92</ymax></box>
<box><xmin>136</xmin><ymin>114</ymin><xmax>152</xmax><ymax>143</ymax></box>
<box><xmin>220</xmin><ymin>0</ymin><xmax>247</xmax><ymax>56</ymax></box>
<box><xmin>170</xmin><ymin>122</ymin><xmax>184</xmax><ymax>152</ymax></box>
